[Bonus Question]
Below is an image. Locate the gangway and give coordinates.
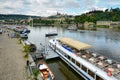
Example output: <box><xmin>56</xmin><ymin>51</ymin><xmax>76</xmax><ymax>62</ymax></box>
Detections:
<box><xmin>43</xmin><ymin>47</ymin><xmax>59</xmax><ymax>60</ymax></box>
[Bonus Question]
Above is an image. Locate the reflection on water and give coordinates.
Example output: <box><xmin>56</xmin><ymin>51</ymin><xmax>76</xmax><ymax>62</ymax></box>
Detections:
<box><xmin>27</xmin><ymin>26</ymin><xmax>120</xmax><ymax>80</ymax></box>
<box><xmin>47</xmin><ymin>58</ymin><xmax>84</xmax><ymax>80</ymax></box>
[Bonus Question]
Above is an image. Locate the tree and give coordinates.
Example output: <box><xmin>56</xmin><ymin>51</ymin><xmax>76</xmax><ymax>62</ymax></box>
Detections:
<box><xmin>105</xmin><ymin>9</ymin><xmax>109</xmax><ymax>12</ymax></box>
<box><xmin>75</xmin><ymin>8</ymin><xmax>120</xmax><ymax>23</ymax></box>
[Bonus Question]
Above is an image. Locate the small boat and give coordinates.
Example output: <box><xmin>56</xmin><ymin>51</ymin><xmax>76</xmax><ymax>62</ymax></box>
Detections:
<box><xmin>45</xmin><ymin>33</ymin><xmax>58</xmax><ymax>37</ymax></box>
<box><xmin>14</xmin><ymin>26</ymin><xmax>30</xmax><ymax>34</ymax></box>
<box><xmin>22</xmin><ymin>28</ymin><xmax>30</xmax><ymax>34</ymax></box>
<box><xmin>20</xmin><ymin>33</ymin><xmax>28</xmax><ymax>39</ymax></box>
<box><xmin>37</xmin><ymin>62</ymin><xmax>55</xmax><ymax>80</ymax></box>
<box><xmin>24</xmin><ymin>41</ymin><xmax>36</xmax><ymax>52</ymax></box>
<box><xmin>67</xmin><ymin>26</ymin><xmax>77</xmax><ymax>30</ymax></box>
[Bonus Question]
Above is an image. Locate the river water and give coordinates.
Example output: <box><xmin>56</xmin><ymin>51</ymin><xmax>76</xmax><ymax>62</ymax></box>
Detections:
<box><xmin>27</xmin><ymin>26</ymin><xmax>120</xmax><ymax>80</ymax></box>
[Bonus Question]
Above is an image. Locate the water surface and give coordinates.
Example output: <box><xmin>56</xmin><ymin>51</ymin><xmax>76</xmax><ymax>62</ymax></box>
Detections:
<box><xmin>27</xmin><ymin>26</ymin><xmax>120</xmax><ymax>80</ymax></box>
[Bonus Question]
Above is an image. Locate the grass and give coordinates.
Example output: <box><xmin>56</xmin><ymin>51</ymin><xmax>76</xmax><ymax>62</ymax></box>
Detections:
<box><xmin>16</xmin><ymin>33</ymin><xmax>20</xmax><ymax>38</ymax></box>
<box><xmin>117</xmin><ymin>26</ymin><xmax>120</xmax><ymax>29</ymax></box>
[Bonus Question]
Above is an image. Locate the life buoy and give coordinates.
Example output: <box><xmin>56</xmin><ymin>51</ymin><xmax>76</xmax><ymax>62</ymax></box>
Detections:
<box><xmin>106</xmin><ymin>69</ymin><xmax>112</xmax><ymax>77</ymax></box>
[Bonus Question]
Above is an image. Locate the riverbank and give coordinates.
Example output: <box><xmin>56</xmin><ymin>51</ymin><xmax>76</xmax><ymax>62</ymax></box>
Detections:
<box><xmin>0</xmin><ymin>28</ymin><xmax>27</xmax><ymax>80</ymax></box>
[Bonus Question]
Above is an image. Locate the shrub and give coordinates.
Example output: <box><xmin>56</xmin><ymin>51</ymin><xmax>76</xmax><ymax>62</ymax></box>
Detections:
<box><xmin>33</xmin><ymin>69</ymin><xmax>39</xmax><ymax>77</ymax></box>
<box><xmin>23</xmin><ymin>45</ymin><xmax>30</xmax><ymax>53</ymax></box>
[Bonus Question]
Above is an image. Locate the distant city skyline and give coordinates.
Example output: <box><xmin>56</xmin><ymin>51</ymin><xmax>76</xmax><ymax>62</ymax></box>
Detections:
<box><xmin>0</xmin><ymin>0</ymin><xmax>120</xmax><ymax>17</ymax></box>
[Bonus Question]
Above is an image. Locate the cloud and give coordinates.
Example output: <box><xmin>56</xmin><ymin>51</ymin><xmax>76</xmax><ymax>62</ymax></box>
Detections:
<box><xmin>81</xmin><ymin>0</ymin><xmax>99</xmax><ymax>10</ymax></box>
<box><xmin>0</xmin><ymin>0</ymin><xmax>120</xmax><ymax>16</ymax></box>
<box><xmin>108</xmin><ymin>0</ymin><xmax>120</xmax><ymax>5</ymax></box>
<box><xmin>22</xmin><ymin>0</ymin><xmax>81</xmax><ymax>16</ymax></box>
<box><xmin>0</xmin><ymin>0</ymin><xmax>23</xmax><ymax>14</ymax></box>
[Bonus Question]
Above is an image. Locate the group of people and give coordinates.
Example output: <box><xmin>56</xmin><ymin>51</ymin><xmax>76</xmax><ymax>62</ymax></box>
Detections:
<box><xmin>0</xmin><ymin>28</ymin><xmax>14</xmax><ymax>38</ymax></box>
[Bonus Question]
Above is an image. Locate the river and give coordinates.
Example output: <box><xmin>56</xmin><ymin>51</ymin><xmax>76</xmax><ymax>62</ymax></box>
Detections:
<box><xmin>27</xmin><ymin>26</ymin><xmax>120</xmax><ymax>80</ymax></box>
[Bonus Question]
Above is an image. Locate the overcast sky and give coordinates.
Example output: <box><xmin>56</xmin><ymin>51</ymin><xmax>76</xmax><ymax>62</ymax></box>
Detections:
<box><xmin>0</xmin><ymin>0</ymin><xmax>120</xmax><ymax>17</ymax></box>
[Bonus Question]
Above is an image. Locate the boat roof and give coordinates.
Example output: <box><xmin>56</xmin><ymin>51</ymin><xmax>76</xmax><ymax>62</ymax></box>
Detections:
<box><xmin>59</xmin><ymin>37</ymin><xmax>92</xmax><ymax>51</ymax></box>
<box><xmin>38</xmin><ymin>64</ymin><xmax>48</xmax><ymax>70</ymax></box>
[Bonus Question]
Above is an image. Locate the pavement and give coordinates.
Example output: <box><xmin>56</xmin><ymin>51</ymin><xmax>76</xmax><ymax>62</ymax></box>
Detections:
<box><xmin>0</xmin><ymin>28</ymin><xmax>27</xmax><ymax>80</ymax></box>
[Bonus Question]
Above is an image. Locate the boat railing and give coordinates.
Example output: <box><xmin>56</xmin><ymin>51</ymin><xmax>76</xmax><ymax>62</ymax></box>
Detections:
<box><xmin>80</xmin><ymin>51</ymin><xmax>120</xmax><ymax>77</ymax></box>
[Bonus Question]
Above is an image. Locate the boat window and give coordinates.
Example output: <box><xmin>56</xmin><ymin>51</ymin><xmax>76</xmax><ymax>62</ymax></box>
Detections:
<box><xmin>63</xmin><ymin>51</ymin><xmax>66</xmax><ymax>56</ymax></box>
<box><xmin>57</xmin><ymin>47</ymin><xmax>61</xmax><ymax>53</ymax></box>
<box><xmin>81</xmin><ymin>65</ymin><xmax>87</xmax><ymax>72</ymax></box>
<box><xmin>72</xmin><ymin>58</ymin><xmax>75</xmax><ymax>63</ymax></box>
<box><xmin>56</xmin><ymin>47</ymin><xmax>58</xmax><ymax>50</ymax></box>
<box><xmin>59</xmin><ymin>49</ymin><xmax>64</xmax><ymax>55</ymax></box>
<box><xmin>72</xmin><ymin>49</ymin><xmax>78</xmax><ymax>53</ymax></box>
<box><xmin>96</xmin><ymin>75</ymin><xmax>103</xmax><ymax>80</ymax></box>
<box><xmin>76</xmin><ymin>61</ymin><xmax>80</xmax><ymax>67</ymax></box>
<box><xmin>61</xmin><ymin>51</ymin><xmax>64</xmax><ymax>55</ymax></box>
<box><xmin>72</xmin><ymin>49</ymin><xmax>76</xmax><ymax>53</ymax></box>
<box><xmin>58</xmin><ymin>48</ymin><xmax>60</xmax><ymax>52</ymax></box>
<box><xmin>88</xmin><ymin>70</ymin><xmax>95</xmax><ymax>78</ymax></box>
<box><xmin>68</xmin><ymin>55</ymin><xmax>71</xmax><ymax>60</ymax></box>
<box><xmin>65</xmin><ymin>54</ymin><xmax>68</xmax><ymax>58</ymax></box>
<box><xmin>59</xmin><ymin>41</ymin><xmax>62</xmax><ymax>45</ymax></box>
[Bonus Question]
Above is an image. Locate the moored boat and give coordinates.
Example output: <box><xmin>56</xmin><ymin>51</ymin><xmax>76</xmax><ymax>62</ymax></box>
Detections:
<box><xmin>49</xmin><ymin>37</ymin><xmax>120</xmax><ymax>80</ymax></box>
<box><xmin>14</xmin><ymin>26</ymin><xmax>30</xmax><ymax>34</ymax></box>
<box><xmin>45</xmin><ymin>33</ymin><xmax>58</xmax><ymax>37</ymax></box>
<box><xmin>67</xmin><ymin>25</ymin><xmax>77</xmax><ymax>31</ymax></box>
<box><xmin>24</xmin><ymin>41</ymin><xmax>36</xmax><ymax>52</ymax></box>
<box><xmin>20</xmin><ymin>33</ymin><xmax>28</xmax><ymax>39</ymax></box>
<box><xmin>37</xmin><ymin>62</ymin><xmax>55</xmax><ymax>80</ymax></box>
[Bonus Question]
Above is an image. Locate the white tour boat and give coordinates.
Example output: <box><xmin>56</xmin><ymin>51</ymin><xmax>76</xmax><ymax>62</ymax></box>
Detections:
<box><xmin>49</xmin><ymin>37</ymin><xmax>120</xmax><ymax>80</ymax></box>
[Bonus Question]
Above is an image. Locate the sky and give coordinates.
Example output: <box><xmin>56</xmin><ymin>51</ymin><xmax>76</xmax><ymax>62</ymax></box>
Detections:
<box><xmin>0</xmin><ymin>0</ymin><xmax>120</xmax><ymax>17</ymax></box>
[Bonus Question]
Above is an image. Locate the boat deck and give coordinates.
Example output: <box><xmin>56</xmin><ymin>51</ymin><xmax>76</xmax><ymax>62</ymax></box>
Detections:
<box><xmin>76</xmin><ymin>50</ymin><xmax>120</xmax><ymax>79</ymax></box>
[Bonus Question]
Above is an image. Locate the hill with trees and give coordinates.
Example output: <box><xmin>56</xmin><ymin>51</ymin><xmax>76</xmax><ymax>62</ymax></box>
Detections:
<box><xmin>75</xmin><ymin>8</ymin><xmax>120</xmax><ymax>23</ymax></box>
<box><xmin>0</xmin><ymin>14</ymin><xmax>40</xmax><ymax>21</ymax></box>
